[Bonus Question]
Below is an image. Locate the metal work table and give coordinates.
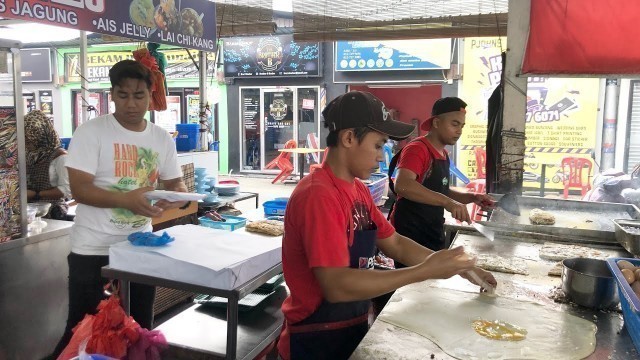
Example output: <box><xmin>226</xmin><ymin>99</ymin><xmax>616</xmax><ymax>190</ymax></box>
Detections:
<box><xmin>102</xmin><ymin>263</ymin><xmax>283</xmax><ymax>360</ymax></box>
<box><xmin>352</xmin><ymin>231</ymin><xmax>639</xmax><ymax>359</ymax></box>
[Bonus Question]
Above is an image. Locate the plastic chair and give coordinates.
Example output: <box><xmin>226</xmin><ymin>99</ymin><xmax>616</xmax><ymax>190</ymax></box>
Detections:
<box><xmin>474</xmin><ymin>147</ymin><xmax>486</xmax><ymax>179</ymax></box>
<box><xmin>560</xmin><ymin>157</ymin><xmax>592</xmax><ymax>199</ymax></box>
<box><xmin>267</xmin><ymin>140</ymin><xmax>296</xmax><ymax>184</ymax></box>
<box><xmin>310</xmin><ymin>147</ymin><xmax>329</xmax><ymax>174</ymax></box>
<box><xmin>466</xmin><ymin>179</ymin><xmax>486</xmax><ymax>221</ymax></box>
<box><xmin>306</xmin><ymin>133</ymin><xmax>320</xmax><ymax>164</ymax></box>
<box><xmin>379</xmin><ymin>143</ymin><xmax>393</xmax><ymax>173</ymax></box>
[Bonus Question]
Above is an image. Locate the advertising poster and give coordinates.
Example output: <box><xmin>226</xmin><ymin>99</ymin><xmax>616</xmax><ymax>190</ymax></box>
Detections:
<box><xmin>0</xmin><ymin>0</ymin><xmax>216</xmax><ymax>52</ymax></box>
<box><xmin>65</xmin><ymin>49</ymin><xmax>215</xmax><ymax>83</ymax></box>
<box><xmin>186</xmin><ymin>94</ymin><xmax>200</xmax><ymax>124</ymax></box>
<box><xmin>154</xmin><ymin>95</ymin><xmax>181</xmax><ymax>133</ymax></box>
<box><xmin>459</xmin><ymin>37</ymin><xmax>599</xmax><ymax>190</ymax></box>
<box><xmin>38</xmin><ymin>90</ymin><xmax>53</xmax><ymax>120</ymax></box>
<box><xmin>223</xmin><ymin>35</ymin><xmax>321</xmax><ymax>78</ymax></box>
<box><xmin>335</xmin><ymin>39</ymin><xmax>451</xmax><ymax>72</ymax></box>
<box><xmin>459</xmin><ymin>37</ymin><xmax>506</xmax><ymax>181</ymax></box>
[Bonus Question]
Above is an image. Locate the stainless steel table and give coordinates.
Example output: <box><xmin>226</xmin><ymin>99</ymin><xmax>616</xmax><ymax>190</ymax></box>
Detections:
<box><xmin>352</xmin><ymin>231</ymin><xmax>639</xmax><ymax>359</ymax></box>
<box><xmin>102</xmin><ymin>263</ymin><xmax>283</xmax><ymax>360</ymax></box>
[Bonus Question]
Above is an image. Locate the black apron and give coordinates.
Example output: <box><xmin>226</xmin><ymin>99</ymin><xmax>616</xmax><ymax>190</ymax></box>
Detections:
<box><xmin>389</xmin><ymin>140</ymin><xmax>450</xmax><ymax>253</ymax></box>
<box><xmin>289</xmin><ymin>201</ymin><xmax>377</xmax><ymax>359</ymax></box>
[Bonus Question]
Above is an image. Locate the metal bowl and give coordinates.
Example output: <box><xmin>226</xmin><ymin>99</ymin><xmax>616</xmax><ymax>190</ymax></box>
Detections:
<box><xmin>562</xmin><ymin>258</ymin><xmax>619</xmax><ymax>309</ymax></box>
<box><xmin>27</xmin><ymin>202</ymin><xmax>51</xmax><ymax>217</ymax></box>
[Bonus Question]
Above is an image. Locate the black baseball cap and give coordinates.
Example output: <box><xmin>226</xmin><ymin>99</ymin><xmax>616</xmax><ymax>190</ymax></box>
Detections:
<box><xmin>421</xmin><ymin>97</ymin><xmax>467</xmax><ymax>131</ymax></box>
<box><xmin>322</xmin><ymin>91</ymin><xmax>415</xmax><ymax>141</ymax></box>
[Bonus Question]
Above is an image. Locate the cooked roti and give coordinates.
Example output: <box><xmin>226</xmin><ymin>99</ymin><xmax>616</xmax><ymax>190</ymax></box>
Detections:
<box><xmin>539</xmin><ymin>242</ymin><xmax>606</xmax><ymax>262</ymax></box>
<box><xmin>474</xmin><ymin>254</ymin><xmax>529</xmax><ymax>275</ymax></box>
<box><xmin>529</xmin><ymin>208</ymin><xmax>556</xmax><ymax>225</ymax></box>
<box><xmin>245</xmin><ymin>220</ymin><xmax>284</xmax><ymax>236</ymax></box>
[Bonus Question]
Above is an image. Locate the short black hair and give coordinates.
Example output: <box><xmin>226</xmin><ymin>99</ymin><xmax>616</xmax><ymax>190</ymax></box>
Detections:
<box><xmin>326</xmin><ymin>127</ymin><xmax>373</xmax><ymax>147</ymax></box>
<box><xmin>109</xmin><ymin>60</ymin><xmax>152</xmax><ymax>89</ymax></box>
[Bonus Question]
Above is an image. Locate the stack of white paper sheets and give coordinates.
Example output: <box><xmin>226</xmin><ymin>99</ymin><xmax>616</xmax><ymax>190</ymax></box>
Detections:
<box><xmin>109</xmin><ymin>225</ymin><xmax>282</xmax><ymax>290</ymax></box>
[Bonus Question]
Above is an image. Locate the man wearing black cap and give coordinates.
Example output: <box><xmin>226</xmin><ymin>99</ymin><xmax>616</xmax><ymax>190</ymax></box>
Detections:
<box><xmin>278</xmin><ymin>91</ymin><xmax>496</xmax><ymax>360</ymax></box>
<box><xmin>389</xmin><ymin>97</ymin><xmax>495</xmax><ymax>256</ymax></box>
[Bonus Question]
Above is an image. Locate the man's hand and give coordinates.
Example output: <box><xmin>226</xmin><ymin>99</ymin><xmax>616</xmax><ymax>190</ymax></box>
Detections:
<box><xmin>445</xmin><ymin>199</ymin><xmax>471</xmax><ymax>223</ymax></box>
<box><xmin>416</xmin><ymin>246</ymin><xmax>476</xmax><ymax>280</ymax></box>
<box><xmin>156</xmin><ymin>177</ymin><xmax>189</xmax><ymax>210</ymax></box>
<box><xmin>461</xmin><ymin>267</ymin><xmax>498</xmax><ymax>293</ymax></box>
<box><xmin>121</xmin><ymin>186</ymin><xmax>163</xmax><ymax>217</ymax></box>
<box><xmin>473</xmin><ymin>193</ymin><xmax>496</xmax><ymax>211</ymax></box>
<box><xmin>154</xmin><ymin>199</ymin><xmax>188</xmax><ymax>210</ymax></box>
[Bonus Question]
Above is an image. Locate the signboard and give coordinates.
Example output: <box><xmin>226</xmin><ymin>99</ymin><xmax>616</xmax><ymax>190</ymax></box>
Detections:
<box><xmin>458</xmin><ymin>37</ymin><xmax>599</xmax><ymax>189</ymax></box>
<box><xmin>38</xmin><ymin>90</ymin><xmax>53</xmax><ymax>118</ymax></box>
<box><xmin>154</xmin><ymin>95</ymin><xmax>181</xmax><ymax>133</ymax></box>
<box><xmin>223</xmin><ymin>35</ymin><xmax>321</xmax><ymax>78</ymax></box>
<box><xmin>21</xmin><ymin>48</ymin><xmax>52</xmax><ymax>82</ymax></box>
<box><xmin>0</xmin><ymin>0</ymin><xmax>216</xmax><ymax>52</ymax></box>
<box><xmin>335</xmin><ymin>39</ymin><xmax>451</xmax><ymax>72</ymax></box>
<box><xmin>64</xmin><ymin>48</ymin><xmax>215</xmax><ymax>83</ymax></box>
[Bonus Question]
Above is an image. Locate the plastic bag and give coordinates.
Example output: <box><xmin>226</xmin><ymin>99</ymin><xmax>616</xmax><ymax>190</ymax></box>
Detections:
<box><xmin>58</xmin><ymin>284</ymin><xmax>141</xmax><ymax>360</ymax></box>
<box><xmin>128</xmin><ymin>231</ymin><xmax>174</xmax><ymax>246</ymax></box>
<box><xmin>127</xmin><ymin>328</ymin><xmax>168</xmax><ymax>360</ymax></box>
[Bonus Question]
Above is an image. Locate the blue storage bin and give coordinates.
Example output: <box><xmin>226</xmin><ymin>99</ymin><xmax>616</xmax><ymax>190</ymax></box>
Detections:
<box><xmin>606</xmin><ymin>257</ymin><xmax>640</xmax><ymax>352</ymax></box>
<box><xmin>264</xmin><ymin>199</ymin><xmax>288</xmax><ymax>216</ymax></box>
<box><xmin>199</xmin><ymin>215</ymin><xmax>247</xmax><ymax>231</ymax></box>
<box><xmin>175</xmin><ymin>123</ymin><xmax>200</xmax><ymax>151</ymax></box>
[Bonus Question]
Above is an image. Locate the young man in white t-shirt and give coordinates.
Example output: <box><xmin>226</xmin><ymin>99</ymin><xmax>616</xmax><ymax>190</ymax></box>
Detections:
<box><xmin>51</xmin><ymin>60</ymin><xmax>188</xmax><ymax>357</ymax></box>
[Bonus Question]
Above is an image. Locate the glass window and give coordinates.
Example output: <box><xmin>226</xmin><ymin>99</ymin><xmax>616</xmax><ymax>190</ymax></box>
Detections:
<box><xmin>241</xmin><ymin>88</ymin><xmax>261</xmax><ymax>170</ymax></box>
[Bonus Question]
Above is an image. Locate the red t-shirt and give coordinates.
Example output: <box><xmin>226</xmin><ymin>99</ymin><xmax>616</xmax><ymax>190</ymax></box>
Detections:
<box><xmin>278</xmin><ymin>163</ymin><xmax>395</xmax><ymax>360</ymax></box>
<box><xmin>391</xmin><ymin>137</ymin><xmax>447</xmax><ymax>223</ymax></box>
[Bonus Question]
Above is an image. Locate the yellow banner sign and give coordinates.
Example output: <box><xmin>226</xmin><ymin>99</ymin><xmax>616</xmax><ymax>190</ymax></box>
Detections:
<box><xmin>458</xmin><ymin>37</ymin><xmax>599</xmax><ymax>191</ymax></box>
<box><xmin>65</xmin><ymin>49</ymin><xmax>215</xmax><ymax>83</ymax></box>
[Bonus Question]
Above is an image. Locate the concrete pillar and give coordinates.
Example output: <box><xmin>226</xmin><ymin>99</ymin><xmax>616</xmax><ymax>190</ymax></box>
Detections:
<box><xmin>601</xmin><ymin>79</ymin><xmax>619</xmax><ymax>170</ymax></box>
<box><xmin>497</xmin><ymin>0</ymin><xmax>530</xmax><ymax>193</ymax></box>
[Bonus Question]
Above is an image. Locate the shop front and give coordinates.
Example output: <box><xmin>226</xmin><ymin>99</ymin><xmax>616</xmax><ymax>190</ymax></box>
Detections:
<box><xmin>224</xmin><ymin>35</ymin><xmax>344</xmax><ymax>175</ymax></box>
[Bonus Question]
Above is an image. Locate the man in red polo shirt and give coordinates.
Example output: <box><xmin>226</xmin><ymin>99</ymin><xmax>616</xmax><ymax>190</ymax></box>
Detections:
<box><xmin>278</xmin><ymin>91</ymin><xmax>497</xmax><ymax>360</ymax></box>
<box><xmin>390</xmin><ymin>97</ymin><xmax>495</xmax><ymax>257</ymax></box>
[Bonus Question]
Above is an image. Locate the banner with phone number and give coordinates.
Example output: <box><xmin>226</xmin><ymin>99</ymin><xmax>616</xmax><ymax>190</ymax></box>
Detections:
<box><xmin>0</xmin><ymin>0</ymin><xmax>216</xmax><ymax>52</ymax></box>
<box><xmin>458</xmin><ymin>37</ymin><xmax>599</xmax><ymax>190</ymax></box>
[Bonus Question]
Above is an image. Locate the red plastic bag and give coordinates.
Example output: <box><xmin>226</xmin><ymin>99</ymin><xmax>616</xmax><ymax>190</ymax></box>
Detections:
<box><xmin>58</xmin><ymin>283</ymin><xmax>141</xmax><ymax>360</ymax></box>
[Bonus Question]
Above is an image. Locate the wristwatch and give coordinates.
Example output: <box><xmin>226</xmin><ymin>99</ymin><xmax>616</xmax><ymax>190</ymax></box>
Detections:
<box><xmin>33</xmin><ymin>191</ymin><xmax>41</xmax><ymax>201</ymax></box>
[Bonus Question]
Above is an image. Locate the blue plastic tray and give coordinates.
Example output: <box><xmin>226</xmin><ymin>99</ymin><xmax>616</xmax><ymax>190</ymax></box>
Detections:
<box><xmin>366</xmin><ymin>173</ymin><xmax>388</xmax><ymax>206</ymax></box>
<box><xmin>606</xmin><ymin>257</ymin><xmax>640</xmax><ymax>352</ymax></box>
<box><xmin>264</xmin><ymin>199</ymin><xmax>288</xmax><ymax>216</ymax></box>
<box><xmin>199</xmin><ymin>215</ymin><xmax>247</xmax><ymax>231</ymax></box>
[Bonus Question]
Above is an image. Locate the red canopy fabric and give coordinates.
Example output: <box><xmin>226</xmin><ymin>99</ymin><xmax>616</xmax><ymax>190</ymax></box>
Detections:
<box><xmin>522</xmin><ymin>0</ymin><xmax>640</xmax><ymax>74</ymax></box>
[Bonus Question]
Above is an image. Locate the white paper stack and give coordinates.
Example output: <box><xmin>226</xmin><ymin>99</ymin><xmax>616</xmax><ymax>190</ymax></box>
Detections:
<box><xmin>109</xmin><ymin>225</ymin><xmax>282</xmax><ymax>290</ymax></box>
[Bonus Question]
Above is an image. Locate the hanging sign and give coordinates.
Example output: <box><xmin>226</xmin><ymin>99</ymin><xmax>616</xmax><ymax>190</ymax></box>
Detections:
<box><xmin>64</xmin><ymin>48</ymin><xmax>215</xmax><ymax>83</ymax></box>
<box><xmin>223</xmin><ymin>35</ymin><xmax>321</xmax><ymax>78</ymax></box>
<box><xmin>0</xmin><ymin>0</ymin><xmax>217</xmax><ymax>52</ymax></box>
<box><xmin>335</xmin><ymin>39</ymin><xmax>451</xmax><ymax>72</ymax></box>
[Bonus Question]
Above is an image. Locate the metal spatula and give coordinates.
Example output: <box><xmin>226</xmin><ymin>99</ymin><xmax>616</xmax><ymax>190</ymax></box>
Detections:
<box><xmin>496</xmin><ymin>192</ymin><xmax>521</xmax><ymax>216</ymax></box>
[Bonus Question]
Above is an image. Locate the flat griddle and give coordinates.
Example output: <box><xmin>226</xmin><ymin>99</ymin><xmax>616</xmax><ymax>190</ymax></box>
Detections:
<box><xmin>485</xmin><ymin>195</ymin><xmax>640</xmax><ymax>243</ymax></box>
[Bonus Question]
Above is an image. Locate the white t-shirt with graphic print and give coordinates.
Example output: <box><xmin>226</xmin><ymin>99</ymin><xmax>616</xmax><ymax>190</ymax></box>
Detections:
<box><xmin>66</xmin><ymin>114</ymin><xmax>182</xmax><ymax>255</ymax></box>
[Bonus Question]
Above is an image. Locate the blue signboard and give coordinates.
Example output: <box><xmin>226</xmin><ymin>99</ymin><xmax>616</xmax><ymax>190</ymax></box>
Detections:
<box><xmin>223</xmin><ymin>35</ymin><xmax>321</xmax><ymax>78</ymax></box>
<box><xmin>335</xmin><ymin>39</ymin><xmax>451</xmax><ymax>72</ymax></box>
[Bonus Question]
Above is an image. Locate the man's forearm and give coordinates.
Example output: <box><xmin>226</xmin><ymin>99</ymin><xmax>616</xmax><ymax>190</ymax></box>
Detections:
<box><xmin>395</xmin><ymin>178</ymin><xmax>450</xmax><ymax>207</ymax></box>
<box><xmin>72</xmin><ymin>183</ymin><xmax>126</xmax><ymax>209</ymax></box>
<box><xmin>449</xmin><ymin>188</ymin><xmax>476</xmax><ymax>204</ymax></box>
<box><xmin>378</xmin><ymin>233</ymin><xmax>434</xmax><ymax>267</ymax></box>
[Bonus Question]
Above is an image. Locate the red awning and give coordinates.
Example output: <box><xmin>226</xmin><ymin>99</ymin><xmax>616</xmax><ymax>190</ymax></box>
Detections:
<box><xmin>522</xmin><ymin>0</ymin><xmax>640</xmax><ymax>75</ymax></box>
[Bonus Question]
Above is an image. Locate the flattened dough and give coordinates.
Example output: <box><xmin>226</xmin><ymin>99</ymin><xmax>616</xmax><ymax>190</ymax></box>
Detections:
<box><xmin>474</xmin><ymin>254</ymin><xmax>529</xmax><ymax>275</ymax></box>
<box><xmin>539</xmin><ymin>242</ymin><xmax>606</xmax><ymax>262</ymax></box>
<box><xmin>548</xmin><ymin>262</ymin><xmax>563</xmax><ymax>277</ymax></box>
<box><xmin>245</xmin><ymin>220</ymin><xmax>284</xmax><ymax>236</ymax></box>
<box><xmin>377</xmin><ymin>287</ymin><xmax>596</xmax><ymax>360</ymax></box>
<box><xmin>529</xmin><ymin>208</ymin><xmax>556</xmax><ymax>225</ymax></box>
